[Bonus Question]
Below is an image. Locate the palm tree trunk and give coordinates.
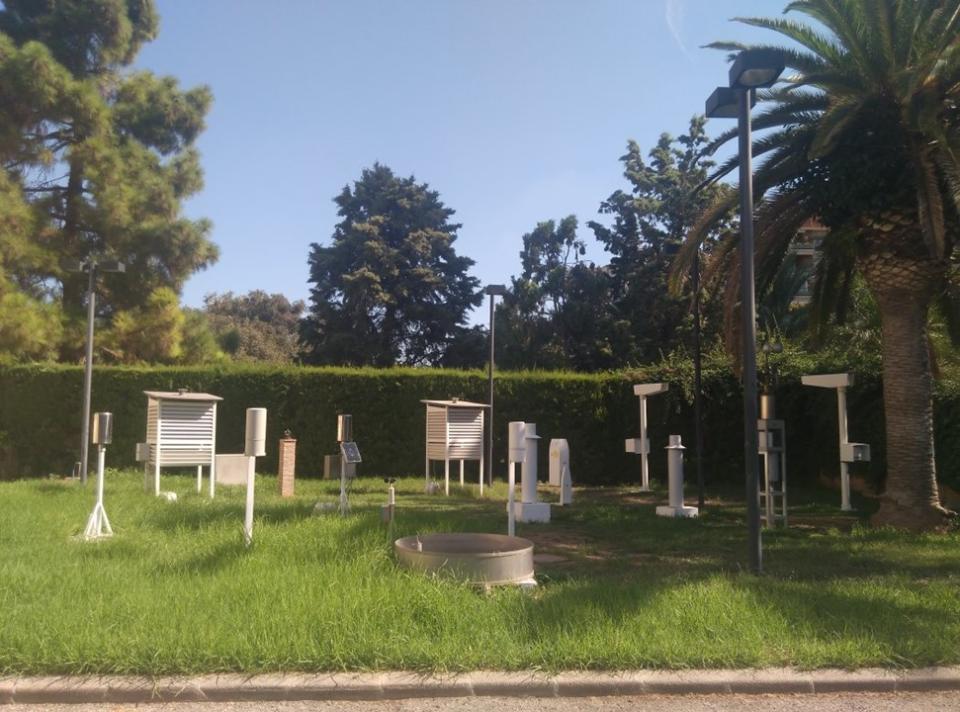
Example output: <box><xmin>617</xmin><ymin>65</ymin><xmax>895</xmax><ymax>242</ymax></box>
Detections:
<box><xmin>863</xmin><ymin>251</ymin><xmax>954</xmax><ymax>530</ymax></box>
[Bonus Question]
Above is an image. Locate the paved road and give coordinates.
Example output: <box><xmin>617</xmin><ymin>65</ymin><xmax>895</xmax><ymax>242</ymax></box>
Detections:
<box><xmin>8</xmin><ymin>692</ymin><xmax>960</xmax><ymax>711</ymax></box>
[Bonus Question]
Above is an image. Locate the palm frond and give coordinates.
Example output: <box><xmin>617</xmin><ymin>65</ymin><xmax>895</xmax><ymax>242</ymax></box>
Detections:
<box><xmin>809</xmin><ymin>99</ymin><xmax>862</xmax><ymax>157</ymax></box>
<box><xmin>732</xmin><ymin>16</ymin><xmax>843</xmax><ymax>64</ymax></box>
<box><xmin>912</xmin><ymin>138</ymin><xmax>949</xmax><ymax>260</ymax></box>
<box><xmin>808</xmin><ymin>227</ymin><xmax>857</xmax><ymax>343</ymax></box>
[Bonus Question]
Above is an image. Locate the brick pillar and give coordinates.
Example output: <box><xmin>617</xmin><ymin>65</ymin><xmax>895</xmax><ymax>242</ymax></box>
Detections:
<box><xmin>278</xmin><ymin>432</ymin><xmax>296</xmax><ymax>497</ymax></box>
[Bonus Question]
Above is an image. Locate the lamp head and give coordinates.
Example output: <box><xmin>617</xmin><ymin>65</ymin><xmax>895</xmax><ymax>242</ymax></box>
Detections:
<box><xmin>729</xmin><ymin>49</ymin><xmax>785</xmax><ymax>89</ymax></box>
<box><xmin>484</xmin><ymin>284</ymin><xmax>508</xmax><ymax>296</ymax></box>
<box><xmin>705</xmin><ymin>86</ymin><xmax>744</xmax><ymax>119</ymax></box>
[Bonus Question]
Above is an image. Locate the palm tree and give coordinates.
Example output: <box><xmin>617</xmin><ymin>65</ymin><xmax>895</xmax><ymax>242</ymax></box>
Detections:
<box><xmin>674</xmin><ymin>0</ymin><xmax>960</xmax><ymax>530</ymax></box>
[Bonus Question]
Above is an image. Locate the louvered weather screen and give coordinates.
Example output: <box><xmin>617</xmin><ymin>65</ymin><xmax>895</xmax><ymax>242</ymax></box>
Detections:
<box><xmin>421</xmin><ymin>399</ymin><xmax>489</xmax><ymax>496</ymax></box>
<box><xmin>142</xmin><ymin>390</ymin><xmax>222</xmax><ymax>498</ymax></box>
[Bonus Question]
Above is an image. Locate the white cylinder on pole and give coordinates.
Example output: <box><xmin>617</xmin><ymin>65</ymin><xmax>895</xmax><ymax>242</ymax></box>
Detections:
<box><xmin>244</xmin><ymin>408</ymin><xmax>267</xmax><ymax>457</ymax></box>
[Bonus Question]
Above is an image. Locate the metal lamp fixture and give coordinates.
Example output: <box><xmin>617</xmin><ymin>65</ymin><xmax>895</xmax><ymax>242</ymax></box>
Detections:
<box><xmin>66</xmin><ymin>257</ymin><xmax>125</xmax><ymax>485</ymax></box>
<box><xmin>705</xmin><ymin>48</ymin><xmax>785</xmax><ymax>575</ymax></box>
<box><xmin>729</xmin><ymin>49</ymin><xmax>786</xmax><ymax>89</ymax></box>
<box><xmin>484</xmin><ymin>283</ymin><xmax>508</xmax><ymax>489</ymax></box>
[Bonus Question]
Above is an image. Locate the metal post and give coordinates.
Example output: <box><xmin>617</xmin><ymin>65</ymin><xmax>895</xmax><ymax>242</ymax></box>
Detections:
<box><xmin>487</xmin><ymin>292</ymin><xmax>495</xmax><ymax>488</ymax></box>
<box><xmin>738</xmin><ymin>88</ymin><xmax>762</xmax><ymax>575</ymax></box>
<box><xmin>692</xmin><ymin>247</ymin><xmax>705</xmax><ymax>509</ymax></box>
<box><xmin>79</xmin><ymin>265</ymin><xmax>95</xmax><ymax>485</ymax></box>
<box><xmin>837</xmin><ymin>386</ymin><xmax>852</xmax><ymax>511</ymax></box>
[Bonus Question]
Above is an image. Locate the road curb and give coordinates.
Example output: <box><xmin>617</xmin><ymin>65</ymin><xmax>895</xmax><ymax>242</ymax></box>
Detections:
<box><xmin>1</xmin><ymin>667</ymin><xmax>958</xmax><ymax>703</ymax></box>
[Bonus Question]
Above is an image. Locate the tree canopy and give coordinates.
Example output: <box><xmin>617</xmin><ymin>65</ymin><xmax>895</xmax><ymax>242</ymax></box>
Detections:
<box><xmin>205</xmin><ymin>290</ymin><xmax>305</xmax><ymax>364</ymax></box>
<box><xmin>0</xmin><ymin>0</ymin><xmax>216</xmax><ymax>362</ymax></box>
<box><xmin>302</xmin><ymin>164</ymin><xmax>482</xmax><ymax>367</ymax></box>
<box><xmin>498</xmin><ymin>117</ymin><xmax>733</xmax><ymax>370</ymax></box>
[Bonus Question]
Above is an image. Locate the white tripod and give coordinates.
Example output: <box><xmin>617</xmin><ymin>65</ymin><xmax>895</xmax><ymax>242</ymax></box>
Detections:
<box><xmin>83</xmin><ymin>443</ymin><xmax>113</xmax><ymax>540</ymax></box>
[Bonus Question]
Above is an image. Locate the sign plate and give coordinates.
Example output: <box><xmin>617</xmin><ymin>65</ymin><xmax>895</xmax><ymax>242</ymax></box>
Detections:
<box><xmin>340</xmin><ymin>441</ymin><xmax>362</xmax><ymax>464</ymax></box>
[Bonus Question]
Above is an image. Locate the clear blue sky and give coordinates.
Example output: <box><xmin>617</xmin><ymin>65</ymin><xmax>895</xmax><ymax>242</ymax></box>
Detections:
<box><xmin>136</xmin><ymin>0</ymin><xmax>783</xmax><ymax>319</ymax></box>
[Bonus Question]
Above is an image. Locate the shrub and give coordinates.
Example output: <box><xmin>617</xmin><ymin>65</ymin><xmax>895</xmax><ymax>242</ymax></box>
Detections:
<box><xmin>0</xmin><ymin>357</ymin><xmax>957</xmax><ymax>489</ymax></box>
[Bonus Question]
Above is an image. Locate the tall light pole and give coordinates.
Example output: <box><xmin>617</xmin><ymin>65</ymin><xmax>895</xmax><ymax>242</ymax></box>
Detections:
<box><xmin>484</xmin><ymin>284</ymin><xmax>507</xmax><ymax>488</ymax></box>
<box><xmin>66</xmin><ymin>258</ymin><xmax>125</xmax><ymax>485</ymax></box>
<box><xmin>692</xmin><ymin>245</ymin><xmax>705</xmax><ymax>510</ymax></box>
<box><xmin>705</xmin><ymin>49</ymin><xmax>784</xmax><ymax>575</ymax></box>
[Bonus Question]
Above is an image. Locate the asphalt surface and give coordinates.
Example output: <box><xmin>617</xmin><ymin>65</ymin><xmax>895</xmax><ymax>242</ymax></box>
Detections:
<box><xmin>6</xmin><ymin>693</ymin><xmax>960</xmax><ymax>711</ymax></box>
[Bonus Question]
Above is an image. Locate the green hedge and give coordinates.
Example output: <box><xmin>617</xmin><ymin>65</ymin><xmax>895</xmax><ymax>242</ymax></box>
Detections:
<box><xmin>1</xmin><ymin>361</ymin><xmax>958</xmax><ymax>488</ymax></box>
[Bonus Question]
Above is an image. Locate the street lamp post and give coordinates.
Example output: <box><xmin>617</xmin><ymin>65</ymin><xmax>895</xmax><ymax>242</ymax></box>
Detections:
<box><xmin>66</xmin><ymin>258</ymin><xmax>125</xmax><ymax>485</ymax></box>
<box><xmin>484</xmin><ymin>284</ymin><xmax>508</xmax><ymax>489</ymax></box>
<box><xmin>705</xmin><ymin>49</ymin><xmax>784</xmax><ymax>575</ymax></box>
<box><xmin>692</xmin><ymin>246</ymin><xmax>705</xmax><ymax>510</ymax></box>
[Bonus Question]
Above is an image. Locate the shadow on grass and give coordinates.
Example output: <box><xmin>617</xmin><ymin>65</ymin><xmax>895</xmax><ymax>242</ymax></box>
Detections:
<box><xmin>32</xmin><ymin>480</ymin><xmax>79</xmax><ymax>496</ymax></box>
<box><xmin>141</xmin><ymin>498</ymin><xmax>317</xmax><ymax>532</ymax></box>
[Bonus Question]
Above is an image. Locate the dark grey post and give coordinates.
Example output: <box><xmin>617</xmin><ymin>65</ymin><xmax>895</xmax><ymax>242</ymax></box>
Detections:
<box><xmin>693</xmin><ymin>247</ymin><xmax>705</xmax><ymax>510</ymax></box>
<box><xmin>487</xmin><ymin>291</ymin><xmax>495</xmax><ymax>488</ymax></box>
<box><xmin>79</xmin><ymin>264</ymin><xmax>95</xmax><ymax>485</ymax></box>
<box><xmin>738</xmin><ymin>88</ymin><xmax>762</xmax><ymax>575</ymax></box>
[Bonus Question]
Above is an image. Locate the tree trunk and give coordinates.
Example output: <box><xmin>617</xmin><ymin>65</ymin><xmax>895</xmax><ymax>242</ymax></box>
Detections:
<box><xmin>859</xmin><ymin>217</ymin><xmax>954</xmax><ymax>530</ymax></box>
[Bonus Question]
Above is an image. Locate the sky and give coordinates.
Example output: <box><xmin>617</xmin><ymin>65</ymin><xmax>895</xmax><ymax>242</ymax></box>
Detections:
<box><xmin>135</xmin><ymin>0</ymin><xmax>785</xmax><ymax>320</ymax></box>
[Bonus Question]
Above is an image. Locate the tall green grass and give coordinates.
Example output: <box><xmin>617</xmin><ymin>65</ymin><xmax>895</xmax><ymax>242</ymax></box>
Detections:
<box><xmin>0</xmin><ymin>472</ymin><xmax>958</xmax><ymax>674</ymax></box>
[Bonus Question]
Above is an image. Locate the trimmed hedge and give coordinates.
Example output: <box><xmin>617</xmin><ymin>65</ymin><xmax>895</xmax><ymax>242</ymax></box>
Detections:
<box><xmin>0</xmin><ymin>361</ymin><xmax>958</xmax><ymax>488</ymax></box>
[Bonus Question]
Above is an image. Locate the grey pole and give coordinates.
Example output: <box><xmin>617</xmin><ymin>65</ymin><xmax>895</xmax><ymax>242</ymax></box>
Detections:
<box><xmin>79</xmin><ymin>264</ymin><xmax>95</xmax><ymax>485</ymax></box>
<box><xmin>692</xmin><ymin>247</ymin><xmax>705</xmax><ymax>510</ymax></box>
<box><xmin>487</xmin><ymin>291</ymin><xmax>495</xmax><ymax>488</ymax></box>
<box><xmin>738</xmin><ymin>88</ymin><xmax>762</xmax><ymax>575</ymax></box>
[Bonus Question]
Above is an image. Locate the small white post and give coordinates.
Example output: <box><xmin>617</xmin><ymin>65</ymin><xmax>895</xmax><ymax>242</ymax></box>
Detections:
<box><xmin>459</xmin><ymin>459</ymin><xmax>464</xmax><ymax>486</ymax></box>
<box><xmin>196</xmin><ymin>465</ymin><xmax>202</xmax><ymax>494</ymax></box>
<box><xmin>209</xmin><ymin>402</ymin><xmax>218</xmax><ymax>498</ymax></box>
<box><xmin>626</xmin><ymin>384</ymin><xmax>668</xmax><ymax>492</ymax></box>
<box><xmin>656</xmin><ymin>435</ymin><xmax>698</xmax><ymax>518</ymax></box>
<box><xmin>444</xmin><ymin>457</ymin><xmax>450</xmax><ymax>496</ymax></box>
<box><xmin>339</xmin><ymin>469</ymin><xmax>350</xmax><ymax>515</ymax></box>
<box><xmin>801</xmin><ymin>373</ymin><xmax>867</xmax><ymax>513</ymax></box>
<box><xmin>243</xmin><ymin>456</ymin><xmax>255</xmax><ymax>546</ymax></box>
<box><xmin>507</xmin><ymin>421</ymin><xmax>526</xmax><ymax>536</ymax></box>
<box><xmin>639</xmin><ymin>396</ymin><xmax>650</xmax><ymax>491</ymax></box>
<box><xmin>243</xmin><ymin>407</ymin><xmax>267</xmax><ymax>546</ymax></box>
<box><xmin>560</xmin><ymin>463</ymin><xmax>573</xmax><ymax>506</ymax></box>
<box><xmin>667</xmin><ymin>436</ymin><xmax>684</xmax><ymax>509</ymax></box>
<box><xmin>508</xmin><ymin>461</ymin><xmax>516</xmax><ymax>537</ymax></box>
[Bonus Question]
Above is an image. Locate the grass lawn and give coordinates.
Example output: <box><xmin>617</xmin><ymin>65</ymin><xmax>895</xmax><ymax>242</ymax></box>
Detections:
<box><xmin>1</xmin><ymin>471</ymin><xmax>958</xmax><ymax>675</ymax></box>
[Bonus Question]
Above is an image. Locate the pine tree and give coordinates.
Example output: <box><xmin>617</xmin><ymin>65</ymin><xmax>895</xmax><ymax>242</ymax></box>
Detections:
<box><xmin>302</xmin><ymin>164</ymin><xmax>481</xmax><ymax>366</ymax></box>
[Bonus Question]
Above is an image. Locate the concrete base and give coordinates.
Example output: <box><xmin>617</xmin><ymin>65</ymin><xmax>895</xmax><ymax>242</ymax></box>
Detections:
<box><xmin>656</xmin><ymin>505</ymin><xmax>699</xmax><ymax>518</ymax></box>
<box><xmin>511</xmin><ymin>501</ymin><xmax>552</xmax><ymax>523</ymax></box>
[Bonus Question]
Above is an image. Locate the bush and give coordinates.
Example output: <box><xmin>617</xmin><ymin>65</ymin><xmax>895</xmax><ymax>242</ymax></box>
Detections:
<box><xmin>1</xmin><ymin>356</ymin><xmax>957</xmax><ymax>489</ymax></box>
